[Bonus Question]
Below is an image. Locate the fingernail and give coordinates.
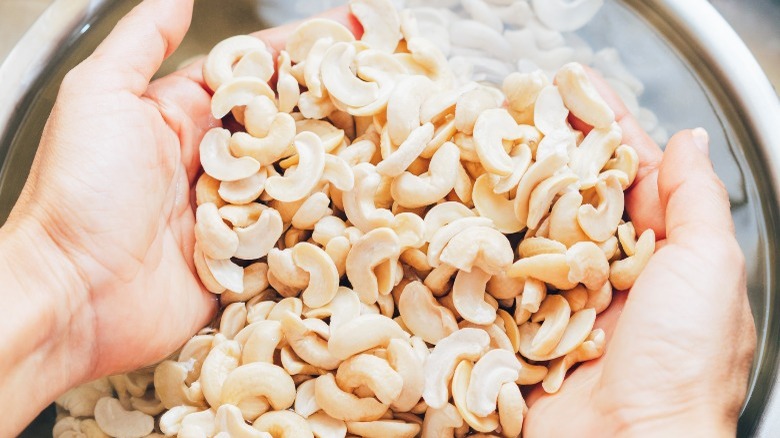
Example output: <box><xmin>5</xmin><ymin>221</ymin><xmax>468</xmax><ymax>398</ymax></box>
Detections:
<box><xmin>692</xmin><ymin>127</ymin><xmax>710</xmax><ymax>155</ymax></box>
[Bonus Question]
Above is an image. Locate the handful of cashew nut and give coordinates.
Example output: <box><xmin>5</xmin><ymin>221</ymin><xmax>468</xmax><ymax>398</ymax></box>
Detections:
<box><xmin>54</xmin><ymin>0</ymin><xmax>656</xmax><ymax>437</ymax></box>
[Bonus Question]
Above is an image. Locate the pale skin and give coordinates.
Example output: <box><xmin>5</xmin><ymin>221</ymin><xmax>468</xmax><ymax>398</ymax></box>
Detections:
<box><xmin>0</xmin><ymin>0</ymin><xmax>754</xmax><ymax>436</ymax></box>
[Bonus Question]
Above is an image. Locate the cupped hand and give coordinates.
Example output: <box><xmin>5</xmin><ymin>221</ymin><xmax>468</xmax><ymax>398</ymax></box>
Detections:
<box><xmin>6</xmin><ymin>0</ymin><xmax>357</xmax><ymax>383</ymax></box>
<box><xmin>523</xmin><ymin>73</ymin><xmax>756</xmax><ymax>436</ymax></box>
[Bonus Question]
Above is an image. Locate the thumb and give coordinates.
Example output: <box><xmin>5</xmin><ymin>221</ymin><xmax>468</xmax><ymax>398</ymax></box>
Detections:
<box><xmin>657</xmin><ymin>128</ymin><xmax>736</xmax><ymax>246</ymax></box>
<box><xmin>70</xmin><ymin>0</ymin><xmax>194</xmax><ymax>95</ymax></box>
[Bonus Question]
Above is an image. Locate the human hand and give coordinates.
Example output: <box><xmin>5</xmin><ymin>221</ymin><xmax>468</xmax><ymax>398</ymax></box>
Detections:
<box><xmin>523</xmin><ymin>73</ymin><xmax>757</xmax><ymax>436</ymax></box>
<box><xmin>2</xmin><ymin>0</ymin><xmax>358</xmax><ymax>388</ymax></box>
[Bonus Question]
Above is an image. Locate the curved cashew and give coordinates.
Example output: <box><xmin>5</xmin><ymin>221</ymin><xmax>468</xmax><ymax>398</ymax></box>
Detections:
<box><xmin>220</xmin><ymin>362</ymin><xmax>295</xmax><ymax>421</ymax></box>
<box><xmin>427</xmin><ymin>216</ymin><xmax>495</xmax><ymax>267</ymax></box>
<box><xmin>56</xmin><ymin>379</ymin><xmax>112</xmax><ymax>418</ymax></box>
<box><xmin>497</xmin><ymin>382</ymin><xmax>527</xmax><ymax>438</ymax></box>
<box><xmin>346</xmin><ymin>228</ymin><xmax>401</xmax><ymax>304</ymax></box>
<box><xmin>265</xmin><ymin>132</ymin><xmax>326</xmax><ymax>202</ymax></box>
<box><xmin>287</xmin><ymin>18</ymin><xmax>355</xmax><ymax>63</ymax></box>
<box><xmin>377</xmin><ymin>123</ymin><xmax>434</xmax><ymax>178</ymax></box>
<box><xmin>496</xmin><ymin>309</ymin><xmax>521</xmax><ymax>353</ymax></box>
<box><xmin>351</xmin><ymin>0</ymin><xmax>402</xmax><ymax>52</ymax></box>
<box><xmin>532</xmin><ymin>0</ymin><xmax>603</xmax><ymax>32</ymax></box>
<box><xmin>472</xmin><ymin>174</ymin><xmax>523</xmax><ymax>234</ymax></box>
<box><xmin>513</xmin><ymin>151</ymin><xmax>569</xmax><ymax>229</ymax></box>
<box><xmin>237</xmin><ymin>320</ymin><xmax>283</xmax><ymax>364</ymax></box>
<box><xmin>219</xmin><ymin>302</ymin><xmax>247</xmax><ymax>340</ymax></box>
<box><xmin>528</xmin><ymin>171</ymin><xmax>580</xmax><ymax>230</ymax></box>
<box><xmin>234</xmin><ymin>208</ymin><xmax>283</xmax><ymax>260</ymax></box>
<box><xmin>452</xmin><ymin>268</ymin><xmax>496</xmax><ymax>325</ymax></box>
<box><xmin>94</xmin><ymin>397</ymin><xmax>154</xmax><ymax>438</ymax></box>
<box><xmin>292</xmin><ymin>242</ymin><xmax>339</xmax><ymax>308</ymax></box>
<box><xmin>503</xmin><ymin>70</ymin><xmax>549</xmax><ymax>123</ymax></box>
<box><xmin>215</xmin><ymin>404</ymin><xmax>269</xmax><ymax>438</ymax></box>
<box><xmin>204</xmin><ymin>255</ymin><xmax>245</xmax><ymax>294</ymax></box>
<box><xmin>549</xmin><ymin>190</ymin><xmax>590</xmax><ymax>247</ymax></box>
<box><xmin>440</xmin><ymin>226</ymin><xmax>513</xmax><ymax>275</ymax></box>
<box><xmin>421</xmin><ymin>403</ymin><xmax>463</xmax><ymax>438</ymax></box>
<box><xmin>518</xmin><ymin>308</ymin><xmax>596</xmax><ymax>361</ymax></box>
<box><xmin>200</xmin><ymin>128</ymin><xmax>261</xmax><ymax>182</ymax></box>
<box><xmin>508</xmin><ymin>253</ymin><xmax>576</xmax><ymax>290</ymax></box>
<box><xmin>421</xmin><ymin>82</ymin><xmax>478</xmax><ymax>124</ymax></box>
<box><xmin>253</xmin><ymin>411</ymin><xmax>313</xmax><ymax>438</ymax></box>
<box><xmin>451</xmin><ymin>361</ymin><xmax>499</xmax><ymax>433</ymax></box>
<box><xmin>457</xmin><ymin>321</ymin><xmax>513</xmax><ymax>353</ymax></box>
<box><xmin>199</xmin><ymin>337</ymin><xmax>241</xmax><ymax>407</ymax></box>
<box><xmin>230</xmin><ymin>113</ymin><xmax>297</xmax><ymax>166</ymax></box>
<box><xmin>281</xmin><ymin>312</ymin><xmax>341</xmax><ymax>370</ymax></box>
<box><xmin>398</xmin><ymin>281</ymin><xmax>458</xmax><ymax>344</ymax></box>
<box><xmin>219</xmin><ymin>203</ymin><xmax>265</xmax><ymax>228</ymax></box>
<box><xmin>336</xmin><ymin>354</ymin><xmax>404</xmax><ymax>405</ymax></box>
<box><xmin>617</xmin><ymin>221</ymin><xmax>637</xmax><ymax>257</ymax></box>
<box><xmin>569</xmin><ymin>122</ymin><xmax>621</xmax><ymax>187</ymax></box>
<box><xmin>577</xmin><ymin>174</ymin><xmax>624</xmax><ymax>242</ymax></box>
<box><xmin>291</xmin><ymin>192</ymin><xmax>332</xmax><ymax>230</ymax></box>
<box><xmin>280</xmin><ymin>346</ymin><xmax>326</xmax><ymax>377</ymax></box>
<box><xmin>604</xmin><ymin>144</ymin><xmax>640</xmax><ymax>189</ymax></box>
<box><xmin>347</xmin><ymin>420</ymin><xmax>420</xmax><ymax>438</ymax></box>
<box><xmin>321</xmin><ymin>42</ymin><xmax>379</xmax><ymax>108</ymax></box>
<box><xmin>518</xmin><ymin>237</ymin><xmax>567</xmax><ymax>258</ymax></box>
<box><xmin>555</xmin><ymin>62</ymin><xmax>613</xmax><ymax>129</ymax></box>
<box><xmin>610</xmin><ymin>228</ymin><xmax>655</xmax><ymax>290</ymax></box>
<box><xmin>486</xmin><ymin>272</ymin><xmax>524</xmax><ymax>300</ymax></box>
<box><xmin>277</xmin><ymin>51</ymin><xmax>300</xmax><ymax>113</ymax></box>
<box><xmin>244</xmin><ymin>95</ymin><xmax>277</xmax><ymax>138</ymax></box>
<box><xmin>543</xmin><ymin>329</ymin><xmax>606</xmax><ymax>393</ymax></box>
<box><xmin>212</xmin><ymin>77</ymin><xmax>275</xmax><ymax>119</ymax></box>
<box><xmin>466</xmin><ymin>349</ymin><xmax>522</xmax><ymax>417</ymax></box>
<box><xmin>328</xmin><ymin>314</ymin><xmax>410</xmax><ymax>360</ymax></box>
<box><xmin>218</xmin><ymin>168</ymin><xmax>268</xmax><ymax>205</ymax></box>
<box><xmin>154</xmin><ymin>360</ymin><xmax>206</xmax><ymax>409</ymax></box>
<box><xmin>423</xmin><ymin>328</ymin><xmax>491</xmax><ymax>410</ymax></box>
<box><xmin>566</xmin><ymin>241</ymin><xmax>610</xmax><ymax>290</ymax></box>
<box><xmin>493</xmin><ymin>143</ymin><xmax>533</xmax><ymax>195</ymax></box>
<box><xmin>304</xmin><ymin>287</ymin><xmax>361</xmax><ymax>330</ymax></box>
<box><xmin>282</xmin><ymin>120</ymin><xmax>345</xmax><ymax>168</ymax></box>
<box><xmin>528</xmin><ymin>295</ymin><xmax>571</xmax><ymax>357</ymax></box>
<box><xmin>342</xmin><ymin>163</ymin><xmax>394</xmax><ymax>231</ymax></box>
<box><xmin>386</xmin><ymin>338</ymin><xmax>425</xmax><ymax>412</ymax></box>
<box><xmin>158</xmin><ymin>406</ymin><xmax>200</xmax><ymax>436</ymax></box>
<box><xmin>314</xmin><ymin>374</ymin><xmax>388</xmax><ymax>422</ymax></box>
<box><xmin>204</xmin><ymin>35</ymin><xmax>273</xmax><ymax>91</ymax></box>
<box><xmin>423</xmin><ymin>263</ymin><xmax>458</xmax><ymax>297</ymax></box>
<box><xmin>533</xmin><ymin>85</ymin><xmax>569</xmax><ymax>136</ymax></box>
<box><xmin>195</xmin><ymin>202</ymin><xmax>238</xmax><ymax>260</ymax></box>
<box><xmin>473</xmin><ymin>108</ymin><xmax>524</xmax><ymax>176</ymax></box>
<box><xmin>180</xmin><ymin>408</ymin><xmax>217</xmax><ymax>437</ymax></box>
<box><xmin>196</xmin><ymin>173</ymin><xmax>225</xmax><ymax>207</ymax></box>
<box><xmin>386</xmin><ymin>75</ymin><xmax>435</xmax><ymax>145</ymax></box>
<box><xmin>391</xmin><ymin>141</ymin><xmax>461</xmax><ymax>208</ymax></box>
<box><xmin>455</xmin><ymin>88</ymin><xmax>501</xmax><ymax>136</ymax></box>
<box><xmin>423</xmin><ymin>202</ymin><xmax>476</xmax><ymax>241</ymax></box>
<box><xmin>268</xmin><ymin>297</ymin><xmax>305</xmax><ymax>322</ymax></box>
<box><xmin>295</xmin><ymin>378</ymin><xmax>320</xmax><ymax>418</ymax></box>
<box><xmin>307</xmin><ymin>412</ymin><xmax>347</xmax><ymax>438</ymax></box>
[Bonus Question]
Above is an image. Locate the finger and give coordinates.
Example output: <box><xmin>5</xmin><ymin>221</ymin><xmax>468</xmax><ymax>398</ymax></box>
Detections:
<box><xmin>582</xmin><ymin>68</ymin><xmax>666</xmax><ymax>238</ymax></box>
<box><xmin>657</xmin><ymin>128</ymin><xmax>735</xmax><ymax>242</ymax></box>
<box><xmin>76</xmin><ymin>0</ymin><xmax>194</xmax><ymax>95</ymax></box>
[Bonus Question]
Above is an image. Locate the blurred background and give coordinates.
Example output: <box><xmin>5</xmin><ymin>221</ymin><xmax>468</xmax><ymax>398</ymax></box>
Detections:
<box><xmin>1</xmin><ymin>0</ymin><xmax>778</xmax><ymax>89</ymax></box>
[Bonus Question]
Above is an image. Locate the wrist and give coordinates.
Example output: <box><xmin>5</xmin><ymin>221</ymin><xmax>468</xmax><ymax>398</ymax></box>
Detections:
<box><xmin>0</xmin><ymin>215</ymin><xmax>93</xmax><ymax>433</ymax></box>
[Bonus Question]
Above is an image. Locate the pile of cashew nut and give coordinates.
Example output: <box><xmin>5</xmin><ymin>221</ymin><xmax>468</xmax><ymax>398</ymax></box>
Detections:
<box><xmin>53</xmin><ymin>0</ymin><xmax>657</xmax><ymax>437</ymax></box>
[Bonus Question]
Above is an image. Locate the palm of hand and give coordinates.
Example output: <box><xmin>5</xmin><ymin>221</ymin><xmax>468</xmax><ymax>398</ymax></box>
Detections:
<box><xmin>22</xmin><ymin>72</ymin><xmax>216</xmax><ymax>376</ymax></box>
<box><xmin>523</xmin><ymin>95</ymin><xmax>754</xmax><ymax>436</ymax></box>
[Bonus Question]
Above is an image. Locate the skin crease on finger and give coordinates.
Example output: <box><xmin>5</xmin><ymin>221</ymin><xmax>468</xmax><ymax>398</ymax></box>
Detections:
<box><xmin>0</xmin><ymin>0</ymin><xmax>755</xmax><ymax>436</ymax></box>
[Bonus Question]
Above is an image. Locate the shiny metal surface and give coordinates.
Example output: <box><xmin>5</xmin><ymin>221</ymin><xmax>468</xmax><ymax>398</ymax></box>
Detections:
<box><xmin>0</xmin><ymin>0</ymin><xmax>777</xmax><ymax>436</ymax></box>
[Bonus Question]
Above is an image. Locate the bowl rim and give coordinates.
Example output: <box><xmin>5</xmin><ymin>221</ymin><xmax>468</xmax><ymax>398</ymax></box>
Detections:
<box><xmin>2</xmin><ymin>0</ymin><xmax>779</xmax><ymax>435</ymax></box>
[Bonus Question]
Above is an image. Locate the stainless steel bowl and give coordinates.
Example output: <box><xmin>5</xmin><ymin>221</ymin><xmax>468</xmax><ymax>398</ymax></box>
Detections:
<box><xmin>2</xmin><ymin>0</ymin><xmax>778</xmax><ymax>436</ymax></box>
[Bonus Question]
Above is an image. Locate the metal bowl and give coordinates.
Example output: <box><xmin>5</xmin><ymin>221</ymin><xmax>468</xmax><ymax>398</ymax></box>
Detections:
<box><xmin>2</xmin><ymin>0</ymin><xmax>778</xmax><ymax>436</ymax></box>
